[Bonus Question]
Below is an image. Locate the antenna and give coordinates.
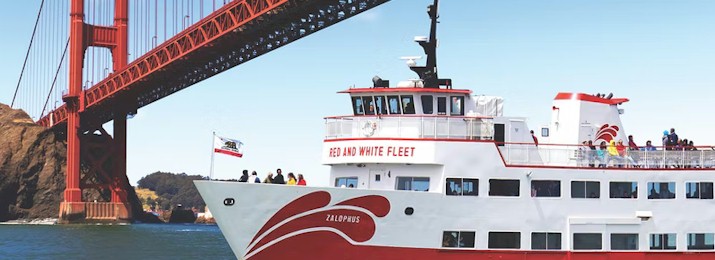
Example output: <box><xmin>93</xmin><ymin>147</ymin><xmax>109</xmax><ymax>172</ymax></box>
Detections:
<box><xmin>400</xmin><ymin>56</ymin><xmax>422</xmax><ymax>67</ymax></box>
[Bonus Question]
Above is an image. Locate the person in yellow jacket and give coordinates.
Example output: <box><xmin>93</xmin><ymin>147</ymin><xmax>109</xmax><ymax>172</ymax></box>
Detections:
<box><xmin>606</xmin><ymin>140</ymin><xmax>622</xmax><ymax>167</ymax></box>
<box><xmin>286</xmin><ymin>172</ymin><xmax>297</xmax><ymax>185</ymax></box>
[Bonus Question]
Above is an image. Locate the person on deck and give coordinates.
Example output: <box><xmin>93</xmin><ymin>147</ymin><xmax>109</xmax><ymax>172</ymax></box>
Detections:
<box><xmin>286</xmin><ymin>173</ymin><xmax>297</xmax><ymax>185</ymax></box>
<box><xmin>272</xmin><ymin>169</ymin><xmax>286</xmax><ymax>184</ymax></box>
<box><xmin>297</xmin><ymin>174</ymin><xmax>307</xmax><ymax>186</ymax></box>
<box><xmin>607</xmin><ymin>140</ymin><xmax>620</xmax><ymax>166</ymax></box>
<box><xmin>263</xmin><ymin>172</ymin><xmax>274</xmax><ymax>183</ymax></box>
<box><xmin>251</xmin><ymin>171</ymin><xmax>260</xmax><ymax>183</ymax></box>
<box><xmin>530</xmin><ymin>130</ymin><xmax>538</xmax><ymax>146</ymax></box>
<box><xmin>239</xmin><ymin>170</ymin><xmax>249</xmax><ymax>182</ymax></box>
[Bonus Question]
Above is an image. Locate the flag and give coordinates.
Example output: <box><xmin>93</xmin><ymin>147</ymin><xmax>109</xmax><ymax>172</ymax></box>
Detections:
<box><xmin>214</xmin><ymin>135</ymin><xmax>244</xmax><ymax>158</ymax></box>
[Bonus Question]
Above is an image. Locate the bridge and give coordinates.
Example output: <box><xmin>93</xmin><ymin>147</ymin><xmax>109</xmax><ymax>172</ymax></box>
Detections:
<box><xmin>11</xmin><ymin>0</ymin><xmax>390</xmax><ymax>223</ymax></box>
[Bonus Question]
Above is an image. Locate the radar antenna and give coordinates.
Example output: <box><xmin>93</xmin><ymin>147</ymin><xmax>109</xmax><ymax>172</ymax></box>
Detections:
<box><xmin>409</xmin><ymin>0</ymin><xmax>451</xmax><ymax>88</ymax></box>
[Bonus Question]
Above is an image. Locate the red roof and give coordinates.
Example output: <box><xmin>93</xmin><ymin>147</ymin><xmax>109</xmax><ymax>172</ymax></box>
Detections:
<box><xmin>339</xmin><ymin>87</ymin><xmax>472</xmax><ymax>95</ymax></box>
<box><xmin>554</xmin><ymin>92</ymin><xmax>629</xmax><ymax>105</ymax></box>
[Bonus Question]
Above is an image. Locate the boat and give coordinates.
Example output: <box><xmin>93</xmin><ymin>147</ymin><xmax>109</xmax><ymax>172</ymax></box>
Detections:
<box><xmin>195</xmin><ymin>1</ymin><xmax>715</xmax><ymax>259</ymax></box>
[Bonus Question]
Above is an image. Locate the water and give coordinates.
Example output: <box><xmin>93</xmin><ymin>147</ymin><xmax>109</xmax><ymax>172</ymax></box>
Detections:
<box><xmin>0</xmin><ymin>223</ymin><xmax>235</xmax><ymax>259</ymax></box>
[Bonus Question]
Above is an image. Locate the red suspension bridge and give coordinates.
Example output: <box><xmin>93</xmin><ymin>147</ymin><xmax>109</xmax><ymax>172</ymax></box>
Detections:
<box><xmin>11</xmin><ymin>0</ymin><xmax>390</xmax><ymax>223</ymax></box>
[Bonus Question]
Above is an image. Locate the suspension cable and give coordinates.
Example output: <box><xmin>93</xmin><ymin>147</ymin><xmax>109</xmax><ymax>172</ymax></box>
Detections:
<box><xmin>40</xmin><ymin>38</ymin><xmax>70</xmax><ymax>119</ymax></box>
<box><xmin>12</xmin><ymin>0</ymin><xmax>45</xmax><ymax>108</ymax></box>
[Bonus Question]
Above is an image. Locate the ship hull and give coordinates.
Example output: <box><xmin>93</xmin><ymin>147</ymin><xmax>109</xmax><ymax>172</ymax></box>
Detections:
<box><xmin>195</xmin><ymin>181</ymin><xmax>715</xmax><ymax>260</ymax></box>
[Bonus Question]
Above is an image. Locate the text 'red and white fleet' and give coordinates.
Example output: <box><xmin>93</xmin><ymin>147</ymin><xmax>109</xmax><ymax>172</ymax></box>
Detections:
<box><xmin>195</xmin><ymin>1</ymin><xmax>715</xmax><ymax>259</ymax></box>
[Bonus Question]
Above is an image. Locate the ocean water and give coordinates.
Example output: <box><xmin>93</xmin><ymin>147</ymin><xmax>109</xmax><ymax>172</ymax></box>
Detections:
<box><xmin>0</xmin><ymin>223</ymin><xmax>235</xmax><ymax>259</ymax></box>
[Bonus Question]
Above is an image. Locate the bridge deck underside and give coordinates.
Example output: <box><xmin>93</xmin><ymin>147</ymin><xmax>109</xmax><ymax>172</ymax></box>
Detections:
<box><xmin>39</xmin><ymin>0</ymin><xmax>389</xmax><ymax>130</ymax></box>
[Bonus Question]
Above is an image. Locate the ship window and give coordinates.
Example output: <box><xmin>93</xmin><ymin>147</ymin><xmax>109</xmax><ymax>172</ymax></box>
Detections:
<box><xmin>488</xmin><ymin>232</ymin><xmax>521</xmax><ymax>249</ymax></box>
<box><xmin>396</xmin><ymin>177</ymin><xmax>430</xmax><ymax>192</ymax></box>
<box><xmin>450</xmin><ymin>96</ymin><xmax>464</xmax><ymax>116</ymax></box>
<box><xmin>362</xmin><ymin>96</ymin><xmax>376</xmax><ymax>115</ymax></box>
<box><xmin>401</xmin><ymin>95</ymin><xmax>415</xmax><ymax>114</ymax></box>
<box><xmin>374</xmin><ymin>96</ymin><xmax>388</xmax><ymax>115</ymax></box>
<box><xmin>387</xmin><ymin>95</ymin><xmax>401</xmax><ymax>114</ymax></box>
<box><xmin>571</xmin><ymin>181</ymin><xmax>600</xmax><ymax>198</ymax></box>
<box><xmin>647</xmin><ymin>182</ymin><xmax>675</xmax><ymax>199</ymax></box>
<box><xmin>421</xmin><ymin>95</ymin><xmax>433</xmax><ymax>114</ymax></box>
<box><xmin>688</xmin><ymin>233</ymin><xmax>715</xmax><ymax>250</ymax></box>
<box><xmin>573</xmin><ymin>233</ymin><xmax>602</xmax><ymax>250</ymax></box>
<box><xmin>489</xmin><ymin>179</ymin><xmax>520</xmax><ymax>197</ymax></box>
<box><xmin>531</xmin><ymin>180</ymin><xmax>560</xmax><ymax>197</ymax></box>
<box><xmin>686</xmin><ymin>182</ymin><xmax>714</xmax><ymax>199</ymax></box>
<box><xmin>611</xmin><ymin>234</ymin><xmax>639</xmax><ymax>250</ymax></box>
<box><xmin>650</xmin><ymin>233</ymin><xmax>677</xmax><ymax>250</ymax></box>
<box><xmin>442</xmin><ymin>231</ymin><xmax>475</xmax><ymax>248</ymax></box>
<box><xmin>437</xmin><ymin>97</ymin><xmax>447</xmax><ymax>115</ymax></box>
<box><xmin>445</xmin><ymin>178</ymin><xmax>478</xmax><ymax>196</ymax></box>
<box><xmin>351</xmin><ymin>96</ymin><xmax>364</xmax><ymax>115</ymax></box>
<box><xmin>335</xmin><ymin>177</ymin><xmax>358</xmax><ymax>188</ymax></box>
<box><xmin>609</xmin><ymin>181</ymin><xmax>638</xmax><ymax>199</ymax></box>
<box><xmin>531</xmin><ymin>232</ymin><xmax>561</xmax><ymax>250</ymax></box>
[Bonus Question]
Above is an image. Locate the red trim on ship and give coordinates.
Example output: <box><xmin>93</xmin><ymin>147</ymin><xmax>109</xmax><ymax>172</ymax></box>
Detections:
<box><xmin>338</xmin><ymin>87</ymin><xmax>472</xmax><ymax>95</ymax></box>
<box><xmin>554</xmin><ymin>92</ymin><xmax>629</xmax><ymax>105</ymax></box>
<box><xmin>247</xmin><ymin>231</ymin><xmax>715</xmax><ymax>260</ymax></box>
<box><xmin>214</xmin><ymin>148</ymin><xmax>243</xmax><ymax>158</ymax></box>
<box><xmin>323</xmin><ymin>137</ymin><xmax>494</xmax><ymax>143</ymax></box>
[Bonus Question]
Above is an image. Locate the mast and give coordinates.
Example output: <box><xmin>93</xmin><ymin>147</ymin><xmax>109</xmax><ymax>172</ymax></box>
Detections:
<box><xmin>409</xmin><ymin>0</ymin><xmax>451</xmax><ymax>89</ymax></box>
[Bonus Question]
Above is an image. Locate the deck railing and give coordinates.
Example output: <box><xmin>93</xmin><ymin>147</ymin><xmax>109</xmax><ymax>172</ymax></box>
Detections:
<box><xmin>498</xmin><ymin>143</ymin><xmax>715</xmax><ymax>169</ymax></box>
<box><xmin>324</xmin><ymin>115</ymin><xmax>494</xmax><ymax>140</ymax></box>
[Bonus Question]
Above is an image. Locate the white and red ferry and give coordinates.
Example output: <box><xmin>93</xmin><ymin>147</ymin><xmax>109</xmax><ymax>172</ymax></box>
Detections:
<box><xmin>195</xmin><ymin>1</ymin><xmax>715</xmax><ymax>259</ymax></box>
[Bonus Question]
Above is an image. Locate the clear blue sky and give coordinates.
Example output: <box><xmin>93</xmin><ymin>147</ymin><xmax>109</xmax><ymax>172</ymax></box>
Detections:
<box><xmin>1</xmin><ymin>1</ymin><xmax>714</xmax><ymax>186</ymax></box>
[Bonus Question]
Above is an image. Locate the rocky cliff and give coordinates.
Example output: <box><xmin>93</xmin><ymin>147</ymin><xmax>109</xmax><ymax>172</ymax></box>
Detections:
<box><xmin>0</xmin><ymin>103</ymin><xmax>144</xmax><ymax>222</ymax></box>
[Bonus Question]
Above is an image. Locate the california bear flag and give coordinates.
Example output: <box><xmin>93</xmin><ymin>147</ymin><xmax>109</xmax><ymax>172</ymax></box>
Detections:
<box><xmin>214</xmin><ymin>135</ymin><xmax>243</xmax><ymax>158</ymax></box>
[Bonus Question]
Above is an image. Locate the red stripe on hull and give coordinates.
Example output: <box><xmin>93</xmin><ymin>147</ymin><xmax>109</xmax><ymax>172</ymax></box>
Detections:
<box><xmin>247</xmin><ymin>232</ymin><xmax>715</xmax><ymax>260</ymax></box>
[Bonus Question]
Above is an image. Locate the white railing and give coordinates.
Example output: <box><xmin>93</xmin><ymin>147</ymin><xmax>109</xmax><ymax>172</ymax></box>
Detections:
<box><xmin>324</xmin><ymin>115</ymin><xmax>494</xmax><ymax>140</ymax></box>
<box><xmin>499</xmin><ymin>143</ymin><xmax>715</xmax><ymax>169</ymax></box>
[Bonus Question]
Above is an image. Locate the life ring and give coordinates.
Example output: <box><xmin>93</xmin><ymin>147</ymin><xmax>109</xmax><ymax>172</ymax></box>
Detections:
<box><xmin>362</xmin><ymin>121</ymin><xmax>378</xmax><ymax>137</ymax></box>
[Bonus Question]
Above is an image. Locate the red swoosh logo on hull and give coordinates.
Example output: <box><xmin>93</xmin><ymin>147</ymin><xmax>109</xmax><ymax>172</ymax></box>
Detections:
<box><xmin>246</xmin><ymin>191</ymin><xmax>391</xmax><ymax>258</ymax></box>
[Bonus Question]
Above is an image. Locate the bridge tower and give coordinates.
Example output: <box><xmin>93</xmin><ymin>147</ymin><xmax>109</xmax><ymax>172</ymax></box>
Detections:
<box><xmin>60</xmin><ymin>0</ymin><xmax>132</xmax><ymax>223</ymax></box>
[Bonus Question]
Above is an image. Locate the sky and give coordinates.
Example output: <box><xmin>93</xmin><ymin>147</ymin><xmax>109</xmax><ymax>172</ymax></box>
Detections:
<box><xmin>1</xmin><ymin>1</ymin><xmax>714</xmax><ymax>187</ymax></box>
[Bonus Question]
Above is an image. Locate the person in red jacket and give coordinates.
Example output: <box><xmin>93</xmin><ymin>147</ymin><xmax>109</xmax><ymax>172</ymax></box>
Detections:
<box><xmin>530</xmin><ymin>130</ymin><xmax>538</xmax><ymax>146</ymax></box>
<box><xmin>297</xmin><ymin>174</ymin><xmax>307</xmax><ymax>186</ymax></box>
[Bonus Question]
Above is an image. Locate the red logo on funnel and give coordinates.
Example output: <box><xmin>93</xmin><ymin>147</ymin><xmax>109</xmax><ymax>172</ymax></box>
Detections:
<box><xmin>245</xmin><ymin>191</ymin><xmax>390</xmax><ymax>259</ymax></box>
<box><xmin>596</xmin><ymin>124</ymin><xmax>620</xmax><ymax>143</ymax></box>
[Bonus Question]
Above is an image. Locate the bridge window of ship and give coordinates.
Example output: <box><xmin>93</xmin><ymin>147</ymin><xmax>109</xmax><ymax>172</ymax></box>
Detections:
<box><xmin>396</xmin><ymin>177</ymin><xmax>430</xmax><ymax>192</ymax></box>
<box><xmin>421</xmin><ymin>95</ymin><xmax>433</xmax><ymax>114</ymax></box>
<box><xmin>362</xmin><ymin>96</ymin><xmax>376</xmax><ymax>115</ymax></box>
<box><xmin>352</xmin><ymin>97</ymin><xmax>365</xmax><ymax>115</ymax></box>
<box><xmin>687</xmin><ymin>233</ymin><xmax>715</xmax><ymax>250</ymax></box>
<box><xmin>650</xmin><ymin>233</ymin><xmax>677</xmax><ymax>250</ymax></box>
<box><xmin>488</xmin><ymin>179</ymin><xmax>520</xmax><ymax>197</ymax></box>
<box><xmin>387</xmin><ymin>95</ymin><xmax>401</xmax><ymax>114</ymax></box>
<box><xmin>531</xmin><ymin>232</ymin><xmax>562</xmax><ymax>250</ymax></box>
<box><xmin>445</xmin><ymin>178</ymin><xmax>478</xmax><ymax>196</ymax></box>
<box><xmin>573</xmin><ymin>233</ymin><xmax>602</xmax><ymax>250</ymax></box>
<box><xmin>450</xmin><ymin>96</ymin><xmax>464</xmax><ymax>116</ymax></box>
<box><xmin>647</xmin><ymin>182</ymin><xmax>676</xmax><ymax>199</ymax></box>
<box><xmin>531</xmin><ymin>180</ymin><xmax>561</xmax><ymax>197</ymax></box>
<box><xmin>488</xmin><ymin>232</ymin><xmax>521</xmax><ymax>249</ymax></box>
<box><xmin>335</xmin><ymin>177</ymin><xmax>358</xmax><ymax>188</ymax></box>
<box><xmin>610</xmin><ymin>233</ymin><xmax>639</xmax><ymax>250</ymax></box>
<box><xmin>609</xmin><ymin>182</ymin><xmax>638</xmax><ymax>199</ymax></box>
<box><xmin>437</xmin><ymin>97</ymin><xmax>447</xmax><ymax>115</ymax></box>
<box><xmin>441</xmin><ymin>231</ymin><xmax>476</xmax><ymax>248</ymax></box>
<box><xmin>401</xmin><ymin>95</ymin><xmax>415</xmax><ymax>114</ymax></box>
<box><xmin>685</xmin><ymin>182</ymin><xmax>714</xmax><ymax>199</ymax></box>
<box><xmin>571</xmin><ymin>181</ymin><xmax>600</xmax><ymax>198</ymax></box>
<box><xmin>374</xmin><ymin>96</ymin><xmax>388</xmax><ymax>115</ymax></box>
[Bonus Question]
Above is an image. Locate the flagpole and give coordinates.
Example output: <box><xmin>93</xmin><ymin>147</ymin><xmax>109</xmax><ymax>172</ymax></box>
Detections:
<box><xmin>209</xmin><ymin>131</ymin><xmax>216</xmax><ymax>180</ymax></box>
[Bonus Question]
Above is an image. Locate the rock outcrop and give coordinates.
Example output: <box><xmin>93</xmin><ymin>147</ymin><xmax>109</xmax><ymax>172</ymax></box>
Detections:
<box><xmin>0</xmin><ymin>103</ymin><xmax>144</xmax><ymax>222</ymax></box>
